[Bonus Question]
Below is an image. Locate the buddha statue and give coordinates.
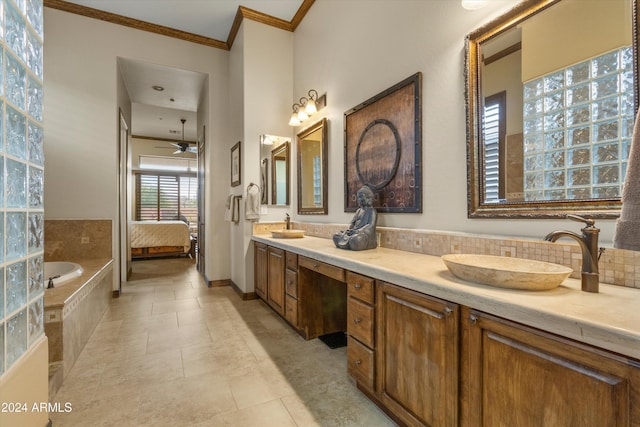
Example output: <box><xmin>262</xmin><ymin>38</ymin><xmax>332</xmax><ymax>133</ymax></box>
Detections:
<box><xmin>333</xmin><ymin>185</ymin><xmax>378</xmax><ymax>251</ymax></box>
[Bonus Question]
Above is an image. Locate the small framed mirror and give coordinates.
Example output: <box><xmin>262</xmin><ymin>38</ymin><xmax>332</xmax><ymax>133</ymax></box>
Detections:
<box><xmin>297</xmin><ymin>118</ymin><xmax>328</xmax><ymax>214</ymax></box>
<box><xmin>260</xmin><ymin>134</ymin><xmax>290</xmax><ymax>205</ymax></box>
<box><xmin>271</xmin><ymin>141</ymin><xmax>290</xmax><ymax>205</ymax></box>
<box><xmin>466</xmin><ymin>0</ymin><xmax>638</xmax><ymax>218</ymax></box>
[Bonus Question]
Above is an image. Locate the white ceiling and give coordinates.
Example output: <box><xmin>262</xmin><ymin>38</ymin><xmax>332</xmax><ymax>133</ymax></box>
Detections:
<box><xmin>64</xmin><ymin>0</ymin><xmax>304</xmax><ymax>42</ymax></box>
<box><xmin>67</xmin><ymin>1</ymin><xmax>305</xmax><ymax>141</ymax></box>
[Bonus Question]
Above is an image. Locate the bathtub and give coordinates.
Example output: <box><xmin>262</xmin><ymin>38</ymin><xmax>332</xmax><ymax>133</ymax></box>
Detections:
<box><xmin>44</xmin><ymin>261</ymin><xmax>83</xmax><ymax>288</ymax></box>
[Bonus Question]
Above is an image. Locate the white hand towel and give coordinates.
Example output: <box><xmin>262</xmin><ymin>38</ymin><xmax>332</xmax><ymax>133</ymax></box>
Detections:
<box><xmin>614</xmin><ymin>106</ymin><xmax>640</xmax><ymax>250</ymax></box>
<box><xmin>245</xmin><ymin>183</ymin><xmax>261</xmax><ymax>221</ymax></box>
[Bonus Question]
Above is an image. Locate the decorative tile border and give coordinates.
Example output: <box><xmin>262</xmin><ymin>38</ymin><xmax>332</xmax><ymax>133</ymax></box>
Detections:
<box><xmin>254</xmin><ymin>221</ymin><xmax>640</xmax><ymax>289</ymax></box>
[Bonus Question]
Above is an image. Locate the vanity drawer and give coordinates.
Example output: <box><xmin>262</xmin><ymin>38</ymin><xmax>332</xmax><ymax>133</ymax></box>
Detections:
<box><xmin>285</xmin><ymin>269</ymin><xmax>298</xmax><ymax>298</ymax></box>
<box><xmin>285</xmin><ymin>294</ymin><xmax>298</xmax><ymax>327</ymax></box>
<box><xmin>299</xmin><ymin>256</ymin><xmax>345</xmax><ymax>282</ymax></box>
<box><xmin>348</xmin><ymin>297</ymin><xmax>374</xmax><ymax>348</ymax></box>
<box><xmin>346</xmin><ymin>272</ymin><xmax>374</xmax><ymax>304</ymax></box>
<box><xmin>347</xmin><ymin>336</ymin><xmax>374</xmax><ymax>390</ymax></box>
<box><xmin>286</xmin><ymin>251</ymin><xmax>298</xmax><ymax>270</ymax></box>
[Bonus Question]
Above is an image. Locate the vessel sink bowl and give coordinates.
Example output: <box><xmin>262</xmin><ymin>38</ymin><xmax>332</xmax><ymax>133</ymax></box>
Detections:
<box><xmin>441</xmin><ymin>254</ymin><xmax>572</xmax><ymax>291</ymax></box>
<box><xmin>271</xmin><ymin>229</ymin><xmax>305</xmax><ymax>239</ymax></box>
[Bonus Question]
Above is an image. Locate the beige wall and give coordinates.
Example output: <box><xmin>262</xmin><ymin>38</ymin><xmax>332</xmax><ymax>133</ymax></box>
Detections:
<box><xmin>229</xmin><ymin>19</ymin><xmax>294</xmax><ymax>293</ymax></box>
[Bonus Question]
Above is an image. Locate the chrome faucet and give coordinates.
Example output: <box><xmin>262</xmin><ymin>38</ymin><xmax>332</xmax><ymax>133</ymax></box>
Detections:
<box><xmin>285</xmin><ymin>213</ymin><xmax>291</xmax><ymax>230</ymax></box>
<box><xmin>544</xmin><ymin>214</ymin><xmax>600</xmax><ymax>293</ymax></box>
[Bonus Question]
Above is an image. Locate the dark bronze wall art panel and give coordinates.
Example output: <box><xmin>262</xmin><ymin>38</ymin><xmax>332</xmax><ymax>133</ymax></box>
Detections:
<box><xmin>344</xmin><ymin>73</ymin><xmax>422</xmax><ymax>213</ymax></box>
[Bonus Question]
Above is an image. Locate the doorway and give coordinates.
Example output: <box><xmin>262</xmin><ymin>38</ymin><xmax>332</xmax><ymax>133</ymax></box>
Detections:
<box><xmin>117</xmin><ymin>58</ymin><xmax>208</xmax><ymax>282</ymax></box>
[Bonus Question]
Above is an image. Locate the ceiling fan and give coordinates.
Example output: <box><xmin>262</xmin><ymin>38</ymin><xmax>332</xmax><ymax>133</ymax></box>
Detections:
<box><xmin>169</xmin><ymin>119</ymin><xmax>197</xmax><ymax>154</ymax></box>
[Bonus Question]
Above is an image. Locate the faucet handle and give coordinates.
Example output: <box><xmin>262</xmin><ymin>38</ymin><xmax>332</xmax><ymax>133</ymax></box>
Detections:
<box><xmin>567</xmin><ymin>214</ymin><xmax>595</xmax><ymax>227</ymax></box>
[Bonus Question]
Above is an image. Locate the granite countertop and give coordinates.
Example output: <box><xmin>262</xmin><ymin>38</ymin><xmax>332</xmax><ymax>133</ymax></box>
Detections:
<box><xmin>253</xmin><ymin>234</ymin><xmax>640</xmax><ymax>360</ymax></box>
<box><xmin>44</xmin><ymin>258</ymin><xmax>114</xmax><ymax>308</ymax></box>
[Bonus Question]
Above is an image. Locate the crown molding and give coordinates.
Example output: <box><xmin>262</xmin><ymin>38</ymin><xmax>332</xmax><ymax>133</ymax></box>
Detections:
<box><xmin>44</xmin><ymin>0</ymin><xmax>316</xmax><ymax>51</ymax></box>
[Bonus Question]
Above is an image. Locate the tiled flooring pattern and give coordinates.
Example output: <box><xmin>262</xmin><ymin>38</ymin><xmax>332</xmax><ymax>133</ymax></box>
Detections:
<box><xmin>50</xmin><ymin>258</ymin><xmax>395</xmax><ymax>426</ymax></box>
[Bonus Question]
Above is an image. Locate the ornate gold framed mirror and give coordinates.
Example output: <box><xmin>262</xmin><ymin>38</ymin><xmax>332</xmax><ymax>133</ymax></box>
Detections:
<box><xmin>466</xmin><ymin>0</ymin><xmax>638</xmax><ymax>218</ymax></box>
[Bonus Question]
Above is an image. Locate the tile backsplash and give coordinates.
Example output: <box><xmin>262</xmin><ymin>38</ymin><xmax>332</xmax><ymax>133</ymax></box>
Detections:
<box><xmin>254</xmin><ymin>221</ymin><xmax>640</xmax><ymax>290</ymax></box>
<box><xmin>44</xmin><ymin>219</ymin><xmax>112</xmax><ymax>261</ymax></box>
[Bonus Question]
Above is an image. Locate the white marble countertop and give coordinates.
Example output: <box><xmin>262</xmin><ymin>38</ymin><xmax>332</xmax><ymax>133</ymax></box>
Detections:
<box><xmin>253</xmin><ymin>234</ymin><xmax>640</xmax><ymax>360</ymax></box>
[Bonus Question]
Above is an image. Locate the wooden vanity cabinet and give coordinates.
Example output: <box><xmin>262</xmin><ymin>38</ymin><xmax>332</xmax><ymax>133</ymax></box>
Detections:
<box><xmin>284</xmin><ymin>252</ymin><xmax>299</xmax><ymax>328</ymax></box>
<box><xmin>376</xmin><ymin>281</ymin><xmax>460</xmax><ymax>427</ymax></box>
<box><xmin>254</xmin><ymin>242</ymin><xmax>268</xmax><ymax>300</ymax></box>
<box><xmin>346</xmin><ymin>272</ymin><xmax>376</xmax><ymax>392</ymax></box>
<box><xmin>461</xmin><ymin>307</ymin><xmax>640</xmax><ymax>427</ymax></box>
<box><xmin>266</xmin><ymin>246</ymin><xmax>285</xmax><ymax>316</ymax></box>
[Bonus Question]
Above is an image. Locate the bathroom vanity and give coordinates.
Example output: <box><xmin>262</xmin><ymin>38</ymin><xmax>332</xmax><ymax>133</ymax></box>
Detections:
<box><xmin>252</xmin><ymin>234</ymin><xmax>640</xmax><ymax>427</ymax></box>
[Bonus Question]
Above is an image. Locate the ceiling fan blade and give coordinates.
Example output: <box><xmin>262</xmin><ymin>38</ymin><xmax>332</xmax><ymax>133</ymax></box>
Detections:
<box><xmin>187</xmin><ymin>147</ymin><xmax>198</xmax><ymax>153</ymax></box>
<box><xmin>173</xmin><ymin>149</ymin><xmax>182</xmax><ymax>154</ymax></box>
<box><xmin>170</xmin><ymin>143</ymin><xmax>182</xmax><ymax>149</ymax></box>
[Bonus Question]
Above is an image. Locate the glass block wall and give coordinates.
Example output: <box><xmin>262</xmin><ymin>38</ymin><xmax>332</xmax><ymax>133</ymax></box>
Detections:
<box><xmin>0</xmin><ymin>0</ymin><xmax>44</xmax><ymax>377</ymax></box>
<box><xmin>522</xmin><ymin>47</ymin><xmax>634</xmax><ymax>201</ymax></box>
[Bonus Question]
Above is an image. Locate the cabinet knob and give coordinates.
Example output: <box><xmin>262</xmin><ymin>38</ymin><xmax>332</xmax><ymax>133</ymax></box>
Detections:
<box><xmin>354</xmin><ymin>283</ymin><xmax>362</xmax><ymax>289</ymax></box>
<box><xmin>444</xmin><ymin>307</ymin><xmax>453</xmax><ymax>316</ymax></box>
<box><xmin>354</xmin><ymin>318</ymin><xmax>362</xmax><ymax>324</ymax></box>
<box><xmin>469</xmin><ymin>315</ymin><xmax>478</xmax><ymax>325</ymax></box>
<box><xmin>313</xmin><ymin>263</ymin><xmax>319</xmax><ymax>269</ymax></box>
<box><xmin>355</xmin><ymin>359</ymin><xmax>362</xmax><ymax>365</ymax></box>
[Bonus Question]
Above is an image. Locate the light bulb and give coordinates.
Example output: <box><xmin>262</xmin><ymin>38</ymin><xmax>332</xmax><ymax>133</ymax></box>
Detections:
<box><xmin>305</xmin><ymin>98</ymin><xmax>317</xmax><ymax>115</ymax></box>
<box><xmin>461</xmin><ymin>0</ymin><xmax>488</xmax><ymax>10</ymax></box>
<box><xmin>297</xmin><ymin>109</ymin><xmax>309</xmax><ymax>121</ymax></box>
<box><xmin>288</xmin><ymin>113</ymin><xmax>301</xmax><ymax>126</ymax></box>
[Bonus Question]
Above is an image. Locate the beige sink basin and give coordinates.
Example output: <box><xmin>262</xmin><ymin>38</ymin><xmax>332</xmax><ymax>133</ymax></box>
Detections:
<box><xmin>271</xmin><ymin>229</ymin><xmax>305</xmax><ymax>239</ymax></box>
<box><xmin>441</xmin><ymin>254</ymin><xmax>572</xmax><ymax>291</ymax></box>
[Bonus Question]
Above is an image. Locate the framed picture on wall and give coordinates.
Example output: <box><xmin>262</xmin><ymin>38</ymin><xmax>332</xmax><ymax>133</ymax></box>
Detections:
<box><xmin>231</xmin><ymin>141</ymin><xmax>241</xmax><ymax>187</ymax></box>
<box><xmin>344</xmin><ymin>72</ymin><xmax>422</xmax><ymax>213</ymax></box>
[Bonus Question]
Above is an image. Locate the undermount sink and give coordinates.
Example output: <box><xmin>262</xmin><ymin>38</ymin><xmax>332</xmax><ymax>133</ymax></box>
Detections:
<box><xmin>271</xmin><ymin>229</ymin><xmax>305</xmax><ymax>239</ymax></box>
<box><xmin>441</xmin><ymin>254</ymin><xmax>572</xmax><ymax>291</ymax></box>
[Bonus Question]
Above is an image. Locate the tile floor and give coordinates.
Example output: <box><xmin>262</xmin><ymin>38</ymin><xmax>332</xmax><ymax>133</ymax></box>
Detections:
<box><xmin>50</xmin><ymin>257</ymin><xmax>395</xmax><ymax>426</ymax></box>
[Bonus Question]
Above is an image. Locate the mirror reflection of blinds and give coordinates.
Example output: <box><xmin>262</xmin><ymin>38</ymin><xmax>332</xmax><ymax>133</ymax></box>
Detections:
<box><xmin>136</xmin><ymin>173</ymin><xmax>198</xmax><ymax>223</ymax></box>
<box><xmin>483</xmin><ymin>91</ymin><xmax>506</xmax><ymax>203</ymax></box>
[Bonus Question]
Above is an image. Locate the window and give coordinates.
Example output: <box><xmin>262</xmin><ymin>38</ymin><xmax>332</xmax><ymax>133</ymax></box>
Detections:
<box><xmin>483</xmin><ymin>91</ymin><xmax>506</xmax><ymax>203</ymax></box>
<box><xmin>136</xmin><ymin>173</ymin><xmax>197</xmax><ymax>224</ymax></box>
<box><xmin>522</xmin><ymin>46</ymin><xmax>633</xmax><ymax>201</ymax></box>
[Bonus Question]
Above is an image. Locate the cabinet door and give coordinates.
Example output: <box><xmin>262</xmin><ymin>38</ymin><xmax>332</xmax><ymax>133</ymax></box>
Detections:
<box><xmin>267</xmin><ymin>247</ymin><xmax>285</xmax><ymax>315</ymax></box>
<box><xmin>254</xmin><ymin>242</ymin><xmax>268</xmax><ymax>300</ymax></box>
<box><xmin>376</xmin><ymin>281</ymin><xmax>459</xmax><ymax>427</ymax></box>
<box><xmin>461</xmin><ymin>307</ymin><xmax>640</xmax><ymax>427</ymax></box>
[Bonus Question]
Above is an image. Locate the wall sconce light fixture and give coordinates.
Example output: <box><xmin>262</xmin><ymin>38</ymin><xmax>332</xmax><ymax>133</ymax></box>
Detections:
<box><xmin>461</xmin><ymin>0</ymin><xmax>488</xmax><ymax>10</ymax></box>
<box><xmin>289</xmin><ymin>89</ymin><xmax>327</xmax><ymax>126</ymax></box>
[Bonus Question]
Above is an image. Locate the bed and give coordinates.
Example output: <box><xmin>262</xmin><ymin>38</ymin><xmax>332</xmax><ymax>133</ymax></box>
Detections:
<box><xmin>130</xmin><ymin>220</ymin><xmax>192</xmax><ymax>258</ymax></box>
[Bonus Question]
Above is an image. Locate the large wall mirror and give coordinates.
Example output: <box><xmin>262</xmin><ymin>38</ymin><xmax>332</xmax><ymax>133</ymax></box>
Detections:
<box><xmin>297</xmin><ymin>118</ymin><xmax>328</xmax><ymax>214</ymax></box>
<box><xmin>260</xmin><ymin>134</ymin><xmax>290</xmax><ymax>206</ymax></box>
<box><xmin>466</xmin><ymin>0</ymin><xmax>638</xmax><ymax>218</ymax></box>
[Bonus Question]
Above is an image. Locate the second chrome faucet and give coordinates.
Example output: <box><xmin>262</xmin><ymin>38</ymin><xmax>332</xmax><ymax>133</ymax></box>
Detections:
<box><xmin>544</xmin><ymin>214</ymin><xmax>600</xmax><ymax>293</ymax></box>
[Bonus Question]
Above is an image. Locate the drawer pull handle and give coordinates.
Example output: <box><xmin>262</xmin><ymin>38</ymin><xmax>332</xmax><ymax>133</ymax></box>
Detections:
<box><xmin>313</xmin><ymin>263</ymin><xmax>319</xmax><ymax>269</ymax></box>
<box><xmin>469</xmin><ymin>315</ymin><xmax>478</xmax><ymax>325</ymax></box>
<box><xmin>354</xmin><ymin>283</ymin><xmax>362</xmax><ymax>289</ymax></box>
<box><xmin>354</xmin><ymin>318</ymin><xmax>362</xmax><ymax>324</ymax></box>
<box><xmin>355</xmin><ymin>359</ymin><xmax>362</xmax><ymax>365</ymax></box>
<box><xmin>444</xmin><ymin>307</ymin><xmax>453</xmax><ymax>315</ymax></box>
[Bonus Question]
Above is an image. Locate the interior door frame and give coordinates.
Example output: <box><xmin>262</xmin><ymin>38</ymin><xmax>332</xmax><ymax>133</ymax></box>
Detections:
<box><xmin>197</xmin><ymin>125</ymin><xmax>206</xmax><ymax>275</ymax></box>
<box><xmin>118</xmin><ymin>110</ymin><xmax>131</xmax><ymax>289</ymax></box>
